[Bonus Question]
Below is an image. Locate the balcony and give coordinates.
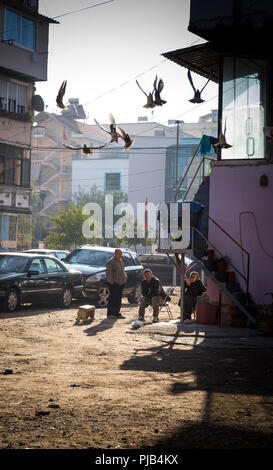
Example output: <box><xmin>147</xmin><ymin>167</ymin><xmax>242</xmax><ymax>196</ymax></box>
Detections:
<box><xmin>0</xmin><ymin>109</ymin><xmax>33</xmax><ymax>122</ymax></box>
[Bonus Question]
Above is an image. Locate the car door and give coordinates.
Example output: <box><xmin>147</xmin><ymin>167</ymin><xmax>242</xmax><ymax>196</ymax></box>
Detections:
<box><xmin>21</xmin><ymin>257</ymin><xmax>48</xmax><ymax>302</ymax></box>
<box><xmin>122</xmin><ymin>252</ymin><xmax>136</xmax><ymax>294</ymax></box>
<box><xmin>43</xmin><ymin>257</ymin><xmax>67</xmax><ymax>297</ymax></box>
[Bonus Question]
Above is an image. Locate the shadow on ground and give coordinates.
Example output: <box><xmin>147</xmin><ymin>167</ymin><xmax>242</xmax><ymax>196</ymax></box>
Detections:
<box><xmin>149</xmin><ymin>421</ymin><xmax>273</xmax><ymax>449</ymax></box>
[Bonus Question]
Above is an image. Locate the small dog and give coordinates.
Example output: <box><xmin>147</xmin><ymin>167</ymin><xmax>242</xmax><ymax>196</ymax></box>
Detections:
<box><xmin>76</xmin><ymin>305</ymin><xmax>95</xmax><ymax>323</ymax></box>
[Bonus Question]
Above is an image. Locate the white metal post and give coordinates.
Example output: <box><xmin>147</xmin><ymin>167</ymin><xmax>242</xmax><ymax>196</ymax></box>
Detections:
<box><xmin>180</xmin><ymin>252</ymin><xmax>185</xmax><ymax>323</ymax></box>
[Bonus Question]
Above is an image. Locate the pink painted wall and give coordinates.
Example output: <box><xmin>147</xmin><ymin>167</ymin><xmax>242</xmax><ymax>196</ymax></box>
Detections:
<box><xmin>209</xmin><ymin>162</ymin><xmax>273</xmax><ymax>305</ymax></box>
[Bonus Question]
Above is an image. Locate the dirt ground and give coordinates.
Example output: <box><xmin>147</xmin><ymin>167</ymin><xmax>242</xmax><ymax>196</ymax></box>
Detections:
<box><xmin>0</xmin><ymin>293</ymin><xmax>273</xmax><ymax>450</ymax></box>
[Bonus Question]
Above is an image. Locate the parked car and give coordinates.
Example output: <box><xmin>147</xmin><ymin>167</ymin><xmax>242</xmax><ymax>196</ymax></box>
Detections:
<box><xmin>23</xmin><ymin>249</ymin><xmax>70</xmax><ymax>261</ymax></box>
<box><xmin>138</xmin><ymin>253</ymin><xmax>206</xmax><ymax>286</ymax></box>
<box><xmin>63</xmin><ymin>246</ymin><xmax>144</xmax><ymax>307</ymax></box>
<box><xmin>0</xmin><ymin>253</ymin><xmax>82</xmax><ymax>313</ymax></box>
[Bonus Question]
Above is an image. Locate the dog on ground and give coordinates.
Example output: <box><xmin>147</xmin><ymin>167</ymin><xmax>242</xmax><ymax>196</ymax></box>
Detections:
<box><xmin>76</xmin><ymin>305</ymin><xmax>95</xmax><ymax>323</ymax></box>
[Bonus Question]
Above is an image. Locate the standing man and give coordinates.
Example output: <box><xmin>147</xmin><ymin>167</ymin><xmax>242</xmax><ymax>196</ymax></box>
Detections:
<box><xmin>138</xmin><ymin>269</ymin><xmax>166</xmax><ymax>323</ymax></box>
<box><xmin>106</xmin><ymin>248</ymin><xmax>127</xmax><ymax>319</ymax></box>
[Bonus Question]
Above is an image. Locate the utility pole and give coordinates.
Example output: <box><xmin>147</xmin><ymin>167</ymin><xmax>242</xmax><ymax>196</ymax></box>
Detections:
<box><xmin>172</xmin><ymin>120</ymin><xmax>182</xmax><ymax>287</ymax></box>
<box><xmin>174</xmin><ymin>120</ymin><xmax>184</xmax><ymax>323</ymax></box>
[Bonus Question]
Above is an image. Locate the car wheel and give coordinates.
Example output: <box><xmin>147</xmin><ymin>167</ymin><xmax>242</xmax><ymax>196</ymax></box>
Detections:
<box><xmin>96</xmin><ymin>286</ymin><xmax>110</xmax><ymax>308</ymax></box>
<box><xmin>127</xmin><ymin>284</ymin><xmax>141</xmax><ymax>304</ymax></box>
<box><xmin>4</xmin><ymin>288</ymin><xmax>19</xmax><ymax>312</ymax></box>
<box><xmin>61</xmin><ymin>287</ymin><xmax>73</xmax><ymax>308</ymax></box>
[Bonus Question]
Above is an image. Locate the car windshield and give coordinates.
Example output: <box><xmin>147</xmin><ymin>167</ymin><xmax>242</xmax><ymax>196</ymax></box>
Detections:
<box><xmin>0</xmin><ymin>255</ymin><xmax>28</xmax><ymax>273</ymax></box>
<box><xmin>65</xmin><ymin>249</ymin><xmax>113</xmax><ymax>267</ymax></box>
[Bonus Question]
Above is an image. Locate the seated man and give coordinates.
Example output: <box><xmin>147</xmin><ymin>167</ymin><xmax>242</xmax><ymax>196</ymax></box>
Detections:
<box><xmin>179</xmin><ymin>271</ymin><xmax>206</xmax><ymax>320</ymax></box>
<box><xmin>138</xmin><ymin>269</ymin><xmax>166</xmax><ymax>323</ymax></box>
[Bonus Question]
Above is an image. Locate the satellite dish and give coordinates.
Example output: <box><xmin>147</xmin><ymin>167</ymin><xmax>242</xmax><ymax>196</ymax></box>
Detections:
<box><xmin>31</xmin><ymin>94</ymin><xmax>45</xmax><ymax>112</ymax></box>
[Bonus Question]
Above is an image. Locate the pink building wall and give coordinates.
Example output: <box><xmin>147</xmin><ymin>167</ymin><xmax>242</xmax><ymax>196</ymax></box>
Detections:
<box><xmin>209</xmin><ymin>161</ymin><xmax>273</xmax><ymax>305</ymax></box>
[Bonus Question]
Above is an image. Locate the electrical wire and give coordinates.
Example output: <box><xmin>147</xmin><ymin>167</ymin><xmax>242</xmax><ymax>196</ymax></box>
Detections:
<box><xmin>53</xmin><ymin>1</ymin><xmax>115</xmax><ymax>19</ymax></box>
<box><xmin>0</xmin><ymin>1</ymin><xmax>115</xmax><ymax>38</ymax></box>
<box><xmin>239</xmin><ymin>211</ymin><xmax>273</xmax><ymax>266</ymax></box>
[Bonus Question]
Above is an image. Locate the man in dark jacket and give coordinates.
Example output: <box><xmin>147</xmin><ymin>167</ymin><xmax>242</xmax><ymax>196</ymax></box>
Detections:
<box><xmin>179</xmin><ymin>271</ymin><xmax>206</xmax><ymax>320</ymax></box>
<box><xmin>138</xmin><ymin>269</ymin><xmax>166</xmax><ymax>323</ymax></box>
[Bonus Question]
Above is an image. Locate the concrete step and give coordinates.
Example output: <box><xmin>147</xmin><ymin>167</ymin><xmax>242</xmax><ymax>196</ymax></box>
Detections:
<box><xmin>232</xmin><ymin>291</ymin><xmax>250</xmax><ymax>305</ymax></box>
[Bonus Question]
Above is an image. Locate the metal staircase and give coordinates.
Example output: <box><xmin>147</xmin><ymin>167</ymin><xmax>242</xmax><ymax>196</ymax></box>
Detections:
<box><xmin>172</xmin><ymin>136</ymin><xmax>256</xmax><ymax>326</ymax></box>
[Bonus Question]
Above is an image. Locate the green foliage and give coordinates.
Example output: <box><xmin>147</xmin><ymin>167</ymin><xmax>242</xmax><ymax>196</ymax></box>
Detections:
<box><xmin>45</xmin><ymin>205</ymin><xmax>103</xmax><ymax>249</ymax></box>
<box><xmin>73</xmin><ymin>185</ymin><xmax>128</xmax><ymax>214</ymax></box>
<box><xmin>256</xmin><ymin>292</ymin><xmax>273</xmax><ymax>320</ymax></box>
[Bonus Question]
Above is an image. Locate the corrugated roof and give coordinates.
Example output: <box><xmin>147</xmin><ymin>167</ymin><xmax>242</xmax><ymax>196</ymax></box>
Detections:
<box><xmin>162</xmin><ymin>42</ymin><xmax>220</xmax><ymax>83</ymax></box>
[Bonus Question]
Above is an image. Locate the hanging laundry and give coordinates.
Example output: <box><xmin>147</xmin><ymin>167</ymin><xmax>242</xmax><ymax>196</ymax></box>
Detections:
<box><xmin>200</xmin><ymin>134</ymin><xmax>213</xmax><ymax>157</ymax></box>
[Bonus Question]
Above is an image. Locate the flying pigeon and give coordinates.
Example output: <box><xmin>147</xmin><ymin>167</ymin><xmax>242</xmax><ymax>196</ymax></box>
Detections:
<box><xmin>94</xmin><ymin>113</ymin><xmax>120</xmax><ymax>143</ymax></box>
<box><xmin>63</xmin><ymin>143</ymin><xmax>108</xmax><ymax>155</ymax></box>
<box><xmin>214</xmin><ymin>118</ymin><xmax>232</xmax><ymax>149</ymax></box>
<box><xmin>115</xmin><ymin>126</ymin><xmax>135</xmax><ymax>151</ymax></box>
<box><xmin>187</xmin><ymin>70</ymin><xmax>211</xmax><ymax>104</ymax></box>
<box><xmin>153</xmin><ymin>75</ymin><xmax>167</xmax><ymax>106</ymax></box>
<box><xmin>136</xmin><ymin>79</ymin><xmax>156</xmax><ymax>109</ymax></box>
<box><xmin>56</xmin><ymin>80</ymin><xmax>67</xmax><ymax>109</ymax></box>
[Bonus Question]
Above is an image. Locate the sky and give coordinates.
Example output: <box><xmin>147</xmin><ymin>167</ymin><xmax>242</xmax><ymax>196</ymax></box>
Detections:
<box><xmin>36</xmin><ymin>0</ymin><xmax>218</xmax><ymax>126</ymax></box>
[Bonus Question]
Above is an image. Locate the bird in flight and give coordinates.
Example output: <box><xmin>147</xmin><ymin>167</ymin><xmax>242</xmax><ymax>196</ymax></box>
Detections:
<box><xmin>56</xmin><ymin>80</ymin><xmax>67</xmax><ymax>109</ymax></box>
<box><xmin>136</xmin><ymin>79</ymin><xmax>156</xmax><ymax>109</ymax></box>
<box><xmin>214</xmin><ymin>118</ymin><xmax>232</xmax><ymax>149</ymax></box>
<box><xmin>153</xmin><ymin>75</ymin><xmax>167</xmax><ymax>106</ymax></box>
<box><xmin>94</xmin><ymin>113</ymin><xmax>120</xmax><ymax>143</ymax></box>
<box><xmin>116</xmin><ymin>126</ymin><xmax>135</xmax><ymax>151</ymax></box>
<box><xmin>63</xmin><ymin>143</ymin><xmax>108</xmax><ymax>155</ymax></box>
<box><xmin>187</xmin><ymin>70</ymin><xmax>211</xmax><ymax>103</ymax></box>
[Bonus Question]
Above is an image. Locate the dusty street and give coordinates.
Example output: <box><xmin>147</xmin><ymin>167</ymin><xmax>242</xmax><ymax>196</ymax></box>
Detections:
<box><xmin>0</xmin><ymin>295</ymin><xmax>273</xmax><ymax>450</ymax></box>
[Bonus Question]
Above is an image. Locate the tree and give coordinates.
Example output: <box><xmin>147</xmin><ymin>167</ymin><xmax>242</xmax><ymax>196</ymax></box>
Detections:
<box><xmin>72</xmin><ymin>185</ymin><xmax>129</xmax><ymax>246</ymax></box>
<box><xmin>31</xmin><ymin>188</ymin><xmax>46</xmax><ymax>247</ymax></box>
<box><xmin>72</xmin><ymin>185</ymin><xmax>128</xmax><ymax>233</ymax></box>
<box><xmin>45</xmin><ymin>205</ymin><xmax>103</xmax><ymax>249</ymax></box>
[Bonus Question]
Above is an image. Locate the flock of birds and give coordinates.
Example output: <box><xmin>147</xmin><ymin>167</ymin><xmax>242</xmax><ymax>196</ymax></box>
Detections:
<box><xmin>56</xmin><ymin>70</ymin><xmax>232</xmax><ymax>155</ymax></box>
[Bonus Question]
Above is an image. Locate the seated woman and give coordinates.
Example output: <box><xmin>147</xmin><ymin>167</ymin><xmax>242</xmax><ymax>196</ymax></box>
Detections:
<box><xmin>178</xmin><ymin>271</ymin><xmax>206</xmax><ymax>320</ymax></box>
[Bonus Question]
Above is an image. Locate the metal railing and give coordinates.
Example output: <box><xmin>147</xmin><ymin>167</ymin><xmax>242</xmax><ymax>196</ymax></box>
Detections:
<box><xmin>182</xmin><ymin>155</ymin><xmax>214</xmax><ymax>202</ymax></box>
<box><xmin>174</xmin><ymin>140</ymin><xmax>216</xmax><ymax>202</ymax></box>
<box><xmin>192</xmin><ymin>220</ymin><xmax>250</xmax><ymax>300</ymax></box>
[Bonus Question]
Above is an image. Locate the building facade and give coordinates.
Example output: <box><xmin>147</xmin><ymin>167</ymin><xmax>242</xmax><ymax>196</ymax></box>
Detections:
<box><xmin>163</xmin><ymin>0</ymin><xmax>273</xmax><ymax>305</ymax></box>
<box><xmin>0</xmin><ymin>0</ymin><xmax>57</xmax><ymax>250</ymax></box>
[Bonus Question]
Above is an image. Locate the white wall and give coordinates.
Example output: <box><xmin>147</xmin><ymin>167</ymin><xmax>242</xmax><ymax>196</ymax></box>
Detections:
<box><xmin>72</xmin><ymin>157</ymin><xmax>129</xmax><ymax>195</ymax></box>
<box><xmin>128</xmin><ymin>135</ymin><xmax>178</xmax><ymax>213</ymax></box>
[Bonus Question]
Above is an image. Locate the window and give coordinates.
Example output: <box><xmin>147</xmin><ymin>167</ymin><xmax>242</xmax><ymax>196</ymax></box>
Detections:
<box><xmin>55</xmin><ymin>251</ymin><xmax>68</xmax><ymax>260</ymax></box>
<box><xmin>0</xmin><ymin>215</ymin><xmax>17</xmax><ymax>242</ymax></box>
<box><xmin>65</xmin><ymin>249</ymin><xmax>113</xmax><ymax>267</ymax></box>
<box><xmin>21</xmin><ymin>159</ymin><xmax>30</xmax><ymax>187</ymax></box>
<box><xmin>0</xmin><ymin>143</ymin><xmax>30</xmax><ymax>187</ymax></box>
<box><xmin>221</xmin><ymin>57</ymin><xmax>266</xmax><ymax>159</ymax></box>
<box><xmin>22</xmin><ymin>0</ymin><xmax>38</xmax><ymax>9</ymax></box>
<box><xmin>0</xmin><ymin>79</ymin><xmax>27</xmax><ymax>115</ymax></box>
<box><xmin>0</xmin><ymin>157</ymin><xmax>4</xmax><ymax>184</ymax></box>
<box><xmin>32</xmin><ymin>126</ymin><xmax>45</xmax><ymax>137</ymax></box>
<box><xmin>131</xmin><ymin>252</ymin><xmax>141</xmax><ymax>266</ymax></box>
<box><xmin>0</xmin><ymin>255</ymin><xmax>27</xmax><ymax>273</ymax></box>
<box><xmin>154</xmin><ymin>129</ymin><xmax>165</xmax><ymax>136</ymax></box>
<box><xmin>29</xmin><ymin>258</ymin><xmax>45</xmax><ymax>274</ymax></box>
<box><xmin>44</xmin><ymin>258</ymin><xmax>65</xmax><ymax>273</ymax></box>
<box><xmin>5</xmin><ymin>9</ymin><xmax>36</xmax><ymax>51</ymax></box>
<box><xmin>8</xmin><ymin>215</ymin><xmax>17</xmax><ymax>241</ymax></box>
<box><xmin>122</xmin><ymin>252</ymin><xmax>134</xmax><ymax>266</ymax></box>
<box><xmin>105</xmin><ymin>173</ymin><xmax>121</xmax><ymax>191</ymax></box>
<box><xmin>14</xmin><ymin>159</ymin><xmax>21</xmax><ymax>186</ymax></box>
